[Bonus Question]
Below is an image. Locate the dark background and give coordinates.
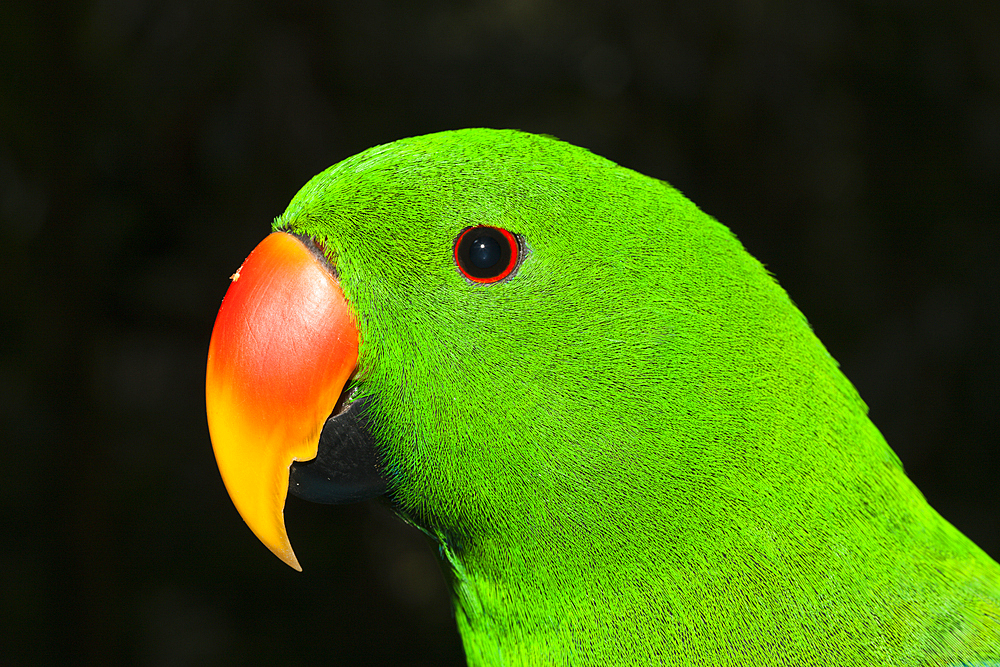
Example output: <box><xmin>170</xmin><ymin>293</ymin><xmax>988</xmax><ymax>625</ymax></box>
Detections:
<box><xmin>2</xmin><ymin>1</ymin><xmax>997</xmax><ymax>665</ymax></box>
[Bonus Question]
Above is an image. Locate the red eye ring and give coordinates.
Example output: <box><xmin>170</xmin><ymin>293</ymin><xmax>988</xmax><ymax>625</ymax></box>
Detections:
<box><xmin>453</xmin><ymin>226</ymin><xmax>520</xmax><ymax>284</ymax></box>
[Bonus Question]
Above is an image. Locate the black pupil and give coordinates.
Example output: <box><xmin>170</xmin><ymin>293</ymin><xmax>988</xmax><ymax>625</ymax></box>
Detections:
<box><xmin>469</xmin><ymin>236</ymin><xmax>501</xmax><ymax>269</ymax></box>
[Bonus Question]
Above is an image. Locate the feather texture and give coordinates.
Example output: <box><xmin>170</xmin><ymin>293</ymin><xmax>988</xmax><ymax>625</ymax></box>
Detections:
<box><xmin>278</xmin><ymin>129</ymin><xmax>1000</xmax><ymax>665</ymax></box>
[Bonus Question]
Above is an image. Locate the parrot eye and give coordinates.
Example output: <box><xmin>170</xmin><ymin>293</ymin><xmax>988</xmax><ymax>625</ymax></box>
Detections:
<box><xmin>453</xmin><ymin>226</ymin><xmax>520</xmax><ymax>283</ymax></box>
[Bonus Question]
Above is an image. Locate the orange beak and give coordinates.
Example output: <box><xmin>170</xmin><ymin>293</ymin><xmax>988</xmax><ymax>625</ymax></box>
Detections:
<box><xmin>206</xmin><ymin>232</ymin><xmax>358</xmax><ymax>571</ymax></box>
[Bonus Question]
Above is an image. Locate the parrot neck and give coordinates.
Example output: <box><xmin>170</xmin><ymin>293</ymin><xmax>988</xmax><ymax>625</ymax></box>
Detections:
<box><xmin>418</xmin><ymin>410</ymin><xmax>1000</xmax><ymax>665</ymax></box>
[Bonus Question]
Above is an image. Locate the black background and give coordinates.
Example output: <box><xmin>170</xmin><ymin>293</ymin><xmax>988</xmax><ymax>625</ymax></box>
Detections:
<box><xmin>2</xmin><ymin>1</ymin><xmax>997</xmax><ymax>665</ymax></box>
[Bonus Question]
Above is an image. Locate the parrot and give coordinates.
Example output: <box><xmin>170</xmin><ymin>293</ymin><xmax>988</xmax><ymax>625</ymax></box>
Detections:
<box><xmin>205</xmin><ymin>128</ymin><xmax>1000</xmax><ymax>665</ymax></box>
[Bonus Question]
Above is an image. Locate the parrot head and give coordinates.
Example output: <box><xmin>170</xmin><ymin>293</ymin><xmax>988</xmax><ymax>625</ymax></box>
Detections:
<box><xmin>206</xmin><ymin>128</ymin><xmax>759</xmax><ymax>571</ymax></box>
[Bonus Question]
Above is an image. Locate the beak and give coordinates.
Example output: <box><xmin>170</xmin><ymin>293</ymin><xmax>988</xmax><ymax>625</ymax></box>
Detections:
<box><xmin>206</xmin><ymin>232</ymin><xmax>358</xmax><ymax>571</ymax></box>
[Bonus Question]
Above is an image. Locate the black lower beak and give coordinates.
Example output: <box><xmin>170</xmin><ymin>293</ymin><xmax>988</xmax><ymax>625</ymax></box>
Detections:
<box><xmin>289</xmin><ymin>393</ymin><xmax>388</xmax><ymax>504</ymax></box>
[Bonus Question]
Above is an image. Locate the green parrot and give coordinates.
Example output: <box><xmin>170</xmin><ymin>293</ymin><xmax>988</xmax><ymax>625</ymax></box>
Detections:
<box><xmin>206</xmin><ymin>129</ymin><xmax>1000</xmax><ymax>665</ymax></box>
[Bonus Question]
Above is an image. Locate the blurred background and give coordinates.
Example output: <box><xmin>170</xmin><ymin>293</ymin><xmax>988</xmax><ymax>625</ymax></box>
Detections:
<box><xmin>2</xmin><ymin>0</ymin><xmax>997</xmax><ymax>665</ymax></box>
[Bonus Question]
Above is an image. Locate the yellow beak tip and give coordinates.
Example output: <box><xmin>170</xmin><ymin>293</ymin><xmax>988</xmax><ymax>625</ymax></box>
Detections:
<box><xmin>246</xmin><ymin>516</ymin><xmax>303</xmax><ymax>572</ymax></box>
<box><xmin>273</xmin><ymin>546</ymin><xmax>303</xmax><ymax>572</ymax></box>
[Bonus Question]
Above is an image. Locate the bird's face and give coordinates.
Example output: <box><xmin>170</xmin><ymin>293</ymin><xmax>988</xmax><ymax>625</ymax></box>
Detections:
<box><xmin>206</xmin><ymin>129</ymin><xmax>705</xmax><ymax>570</ymax></box>
<box><xmin>206</xmin><ymin>132</ymin><xmax>591</xmax><ymax>569</ymax></box>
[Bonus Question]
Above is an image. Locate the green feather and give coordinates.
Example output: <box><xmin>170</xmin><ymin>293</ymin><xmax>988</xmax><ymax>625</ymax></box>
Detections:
<box><xmin>277</xmin><ymin>129</ymin><xmax>1000</xmax><ymax>665</ymax></box>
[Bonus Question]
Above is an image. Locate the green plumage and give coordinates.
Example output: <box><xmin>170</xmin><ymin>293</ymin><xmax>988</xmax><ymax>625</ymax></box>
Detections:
<box><xmin>276</xmin><ymin>129</ymin><xmax>1000</xmax><ymax>665</ymax></box>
